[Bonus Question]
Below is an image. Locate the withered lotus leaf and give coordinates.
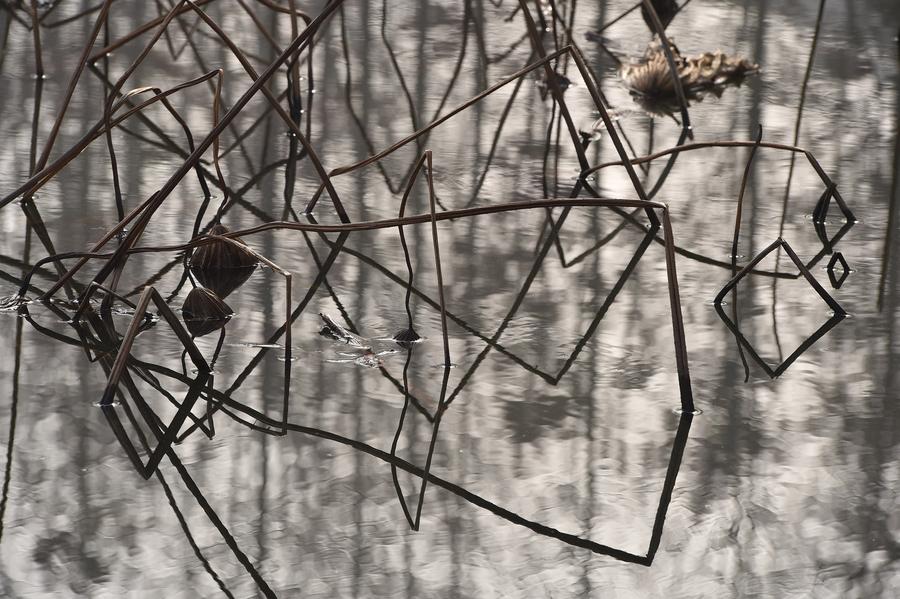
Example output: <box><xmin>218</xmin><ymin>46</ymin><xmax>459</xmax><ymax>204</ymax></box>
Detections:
<box><xmin>181</xmin><ymin>286</ymin><xmax>233</xmax><ymax>337</ymax></box>
<box><xmin>190</xmin><ymin>224</ymin><xmax>258</xmax><ymax>298</ymax></box>
<box><xmin>621</xmin><ymin>39</ymin><xmax>759</xmax><ymax>116</ymax></box>
<box><xmin>393</xmin><ymin>327</ymin><xmax>421</xmax><ymax>346</ymax></box>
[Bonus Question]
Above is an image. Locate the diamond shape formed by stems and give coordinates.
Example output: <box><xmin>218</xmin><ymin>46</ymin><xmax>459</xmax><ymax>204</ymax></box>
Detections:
<box><xmin>827</xmin><ymin>251</ymin><xmax>850</xmax><ymax>289</ymax></box>
<box><xmin>714</xmin><ymin>238</ymin><xmax>846</xmax><ymax>378</ymax></box>
<box><xmin>809</xmin><ymin>180</ymin><xmax>856</xmax><ymax>258</ymax></box>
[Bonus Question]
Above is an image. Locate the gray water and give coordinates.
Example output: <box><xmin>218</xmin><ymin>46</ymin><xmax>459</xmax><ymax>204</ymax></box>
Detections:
<box><xmin>0</xmin><ymin>1</ymin><xmax>898</xmax><ymax>597</ymax></box>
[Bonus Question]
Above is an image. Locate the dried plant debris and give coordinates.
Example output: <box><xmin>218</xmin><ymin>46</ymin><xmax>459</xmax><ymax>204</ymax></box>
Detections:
<box><xmin>621</xmin><ymin>39</ymin><xmax>760</xmax><ymax>116</ymax></box>
<box><xmin>326</xmin><ymin>348</ymin><xmax>398</xmax><ymax>369</ymax></box>
<box><xmin>319</xmin><ymin>312</ymin><xmax>423</xmax><ymax>349</ymax></box>
<box><xmin>318</xmin><ymin>312</ymin><xmax>370</xmax><ymax>349</ymax></box>
<box><xmin>190</xmin><ymin>224</ymin><xmax>259</xmax><ymax>298</ymax></box>
<box><xmin>0</xmin><ymin>295</ymin><xmax>25</xmax><ymax>311</ymax></box>
<box><xmin>393</xmin><ymin>327</ymin><xmax>421</xmax><ymax>345</ymax></box>
<box><xmin>182</xmin><ymin>286</ymin><xmax>233</xmax><ymax>337</ymax></box>
<box><xmin>318</xmin><ymin>313</ymin><xmax>406</xmax><ymax>368</ymax></box>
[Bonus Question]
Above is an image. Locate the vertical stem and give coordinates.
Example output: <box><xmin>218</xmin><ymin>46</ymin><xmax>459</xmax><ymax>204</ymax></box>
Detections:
<box><xmin>661</xmin><ymin>208</ymin><xmax>694</xmax><ymax>412</ymax></box>
<box><xmin>732</xmin><ymin>125</ymin><xmax>762</xmax><ymax>261</ymax></box>
<box><xmin>28</xmin><ymin>0</ymin><xmax>43</xmax><ymax>77</ymax></box>
<box><xmin>878</xmin><ymin>44</ymin><xmax>900</xmax><ymax>310</ymax></box>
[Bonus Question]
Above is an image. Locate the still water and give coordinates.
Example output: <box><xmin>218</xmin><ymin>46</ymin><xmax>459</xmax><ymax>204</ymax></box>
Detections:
<box><xmin>0</xmin><ymin>0</ymin><xmax>898</xmax><ymax>597</ymax></box>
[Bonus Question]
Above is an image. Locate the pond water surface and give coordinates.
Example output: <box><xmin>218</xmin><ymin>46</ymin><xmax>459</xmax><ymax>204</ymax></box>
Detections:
<box><xmin>0</xmin><ymin>1</ymin><xmax>898</xmax><ymax>597</ymax></box>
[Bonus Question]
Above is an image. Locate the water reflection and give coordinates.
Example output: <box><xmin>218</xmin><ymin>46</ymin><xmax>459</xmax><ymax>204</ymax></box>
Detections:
<box><xmin>0</xmin><ymin>0</ymin><xmax>897</xmax><ymax>597</ymax></box>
